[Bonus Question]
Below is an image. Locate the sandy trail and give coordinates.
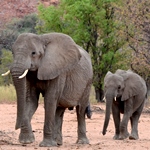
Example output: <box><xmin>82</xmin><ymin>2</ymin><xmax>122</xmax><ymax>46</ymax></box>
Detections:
<box><xmin>0</xmin><ymin>103</ymin><xmax>150</xmax><ymax>150</ymax></box>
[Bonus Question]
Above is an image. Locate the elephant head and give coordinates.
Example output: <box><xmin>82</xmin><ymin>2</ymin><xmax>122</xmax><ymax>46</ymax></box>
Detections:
<box><xmin>4</xmin><ymin>33</ymin><xmax>81</xmax><ymax>129</ymax></box>
<box><xmin>102</xmin><ymin>69</ymin><xmax>142</xmax><ymax>135</ymax></box>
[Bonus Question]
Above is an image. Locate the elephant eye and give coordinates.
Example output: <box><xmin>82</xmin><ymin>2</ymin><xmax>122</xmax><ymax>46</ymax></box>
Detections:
<box><xmin>32</xmin><ymin>51</ymin><xmax>36</xmax><ymax>55</ymax></box>
<box><xmin>118</xmin><ymin>85</ymin><xmax>121</xmax><ymax>90</ymax></box>
<box><xmin>31</xmin><ymin>51</ymin><xmax>36</xmax><ymax>57</ymax></box>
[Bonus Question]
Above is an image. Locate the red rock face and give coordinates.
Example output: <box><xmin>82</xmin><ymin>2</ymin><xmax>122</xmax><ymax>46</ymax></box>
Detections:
<box><xmin>0</xmin><ymin>0</ymin><xmax>59</xmax><ymax>28</ymax></box>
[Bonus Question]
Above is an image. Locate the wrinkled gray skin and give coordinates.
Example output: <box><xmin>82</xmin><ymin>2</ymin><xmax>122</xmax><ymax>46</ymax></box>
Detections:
<box><xmin>10</xmin><ymin>33</ymin><xmax>93</xmax><ymax>147</ymax></box>
<box><xmin>102</xmin><ymin>69</ymin><xmax>147</xmax><ymax>140</ymax></box>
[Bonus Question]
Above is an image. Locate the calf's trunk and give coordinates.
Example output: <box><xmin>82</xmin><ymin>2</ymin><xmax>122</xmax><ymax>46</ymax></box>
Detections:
<box><xmin>102</xmin><ymin>92</ymin><xmax>114</xmax><ymax>135</ymax></box>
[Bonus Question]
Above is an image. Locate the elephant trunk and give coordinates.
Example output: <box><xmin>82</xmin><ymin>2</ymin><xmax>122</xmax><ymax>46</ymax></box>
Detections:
<box><xmin>11</xmin><ymin>67</ymin><xmax>27</xmax><ymax>130</ymax></box>
<box><xmin>102</xmin><ymin>91</ymin><xmax>114</xmax><ymax>135</ymax></box>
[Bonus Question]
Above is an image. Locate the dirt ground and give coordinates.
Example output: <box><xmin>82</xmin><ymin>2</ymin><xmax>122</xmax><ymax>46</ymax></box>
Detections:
<box><xmin>0</xmin><ymin>103</ymin><xmax>150</xmax><ymax>150</ymax></box>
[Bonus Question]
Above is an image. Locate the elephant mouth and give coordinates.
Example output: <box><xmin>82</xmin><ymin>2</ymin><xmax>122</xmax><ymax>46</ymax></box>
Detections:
<box><xmin>30</xmin><ymin>64</ymin><xmax>38</xmax><ymax>71</ymax></box>
<box><xmin>116</xmin><ymin>93</ymin><xmax>122</xmax><ymax>98</ymax></box>
<box><xmin>29</xmin><ymin>67</ymin><xmax>37</xmax><ymax>71</ymax></box>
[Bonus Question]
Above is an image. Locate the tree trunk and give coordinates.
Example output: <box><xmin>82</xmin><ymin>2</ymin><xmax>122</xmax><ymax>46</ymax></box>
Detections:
<box><xmin>95</xmin><ymin>86</ymin><xmax>104</xmax><ymax>102</ymax></box>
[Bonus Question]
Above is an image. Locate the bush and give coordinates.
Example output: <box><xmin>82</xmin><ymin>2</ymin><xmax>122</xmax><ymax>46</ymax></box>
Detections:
<box><xmin>0</xmin><ymin>13</ymin><xmax>38</xmax><ymax>52</ymax></box>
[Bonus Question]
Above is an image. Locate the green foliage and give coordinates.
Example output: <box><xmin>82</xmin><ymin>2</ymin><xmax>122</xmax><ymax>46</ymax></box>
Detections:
<box><xmin>37</xmin><ymin>0</ymin><xmax>102</xmax><ymax>45</ymax></box>
<box><xmin>7</xmin><ymin>13</ymin><xmax>38</xmax><ymax>34</ymax></box>
<box><xmin>37</xmin><ymin>5</ymin><xmax>64</xmax><ymax>33</ymax></box>
<box><xmin>0</xmin><ymin>49</ymin><xmax>13</xmax><ymax>85</ymax></box>
<box><xmin>0</xmin><ymin>29</ymin><xmax>18</xmax><ymax>51</ymax></box>
<box><xmin>0</xmin><ymin>13</ymin><xmax>38</xmax><ymax>52</ymax></box>
<box><xmin>112</xmin><ymin>47</ymin><xmax>132</xmax><ymax>72</ymax></box>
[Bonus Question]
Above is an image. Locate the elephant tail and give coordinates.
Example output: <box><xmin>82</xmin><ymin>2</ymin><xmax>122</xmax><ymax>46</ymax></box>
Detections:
<box><xmin>85</xmin><ymin>104</ymin><xmax>92</xmax><ymax>119</ymax></box>
<box><xmin>68</xmin><ymin>105</ymin><xmax>92</xmax><ymax>119</ymax></box>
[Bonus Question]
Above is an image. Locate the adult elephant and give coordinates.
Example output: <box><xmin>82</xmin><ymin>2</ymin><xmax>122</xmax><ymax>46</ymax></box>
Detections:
<box><xmin>102</xmin><ymin>69</ymin><xmax>147</xmax><ymax>140</ymax></box>
<box><xmin>2</xmin><ymin>32</ymin><xmax>93</xmax><ymax>147</ymax></box>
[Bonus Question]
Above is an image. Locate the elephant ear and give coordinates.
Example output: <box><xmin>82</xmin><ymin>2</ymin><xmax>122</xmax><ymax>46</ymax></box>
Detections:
<box><xmin>120</xmin><ymin>71</ymin><xmax>139</xmax><ymax>101</ymax></box>
<box><xmin>115</xmin><ymin>69</ymin><xmax>127</xmax><ymax>75</ymax></box>
<box><xmin>104</xmin><ymin>71</ymin><xmax>113</xmax><ymax>82</ymax></box>
<box><xmin>38</xmin><ymin>33</ymin><xmax>81</xmax><ymax>80</ymax></box>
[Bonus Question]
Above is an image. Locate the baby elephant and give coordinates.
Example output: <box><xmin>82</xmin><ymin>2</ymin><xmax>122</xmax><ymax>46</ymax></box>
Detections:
<box><xmin>102</xmin><ymin>69</ymin><xmax>147</xmax><ymax>140</ymax></box>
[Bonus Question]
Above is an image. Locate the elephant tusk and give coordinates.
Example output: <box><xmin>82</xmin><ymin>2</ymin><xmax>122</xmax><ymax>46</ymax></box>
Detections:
<box><xmin>19</xmin><ymin>69</ymin><xmax>28</xmax><ymax>79</ymax></box>
<box><xmin>1</xmin><ymin>70</ymin><xmax>10</xmax><ymax>76</ymax></box>
<box><xmin>103</xmin><ymin>96</ymin><xmax>106</xmax><ymax>102</ymax></box>
<box><xmin>114</xmin><ymin>97</ymin><xmax>117</xmax><ymax>101</ymax></box>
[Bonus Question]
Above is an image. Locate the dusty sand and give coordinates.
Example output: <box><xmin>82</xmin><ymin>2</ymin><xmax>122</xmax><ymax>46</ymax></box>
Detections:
<box><xmin>0</xmin><ymin>103</ymin><xmax>150</xmax><ymax>150</ymax></box>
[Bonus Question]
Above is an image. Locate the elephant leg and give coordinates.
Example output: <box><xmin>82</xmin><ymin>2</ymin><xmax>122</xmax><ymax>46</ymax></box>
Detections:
<box><xmin>119</xmin><ymin>114</ymin><xmax>130</xmax><ymax>140</ymax></box>
<box><xmin>129</xmin><ymin>102</ymin><xmax>144</xmax><ymax>140</ymax></box>
<box><xmin>112</xmin><ymin>103</ymin><xmax>120</xmax><ymax>140</ymax></box>
<box><xmin>54</xmin><ymin>107</ymin><xmax>65</xmax><ymax>145</ymax></box>
<box><xmin>76</xmin><ymin>105</ymin><xmax>89</xmax><ymax>144</ymax></box>
<box><xmin>39</xmin><ymin>97</ymin><xmax>57</xmax><ymax>147</ymax></box>
<box><xmin>119</xmin><ymin>99</ymin><xmax>132</xmax><ymax>140</ymax></box>
<box><xmin>19</xmin><ymin>87</ymin><xmax>39</xmax><ymax>144</ymax></box>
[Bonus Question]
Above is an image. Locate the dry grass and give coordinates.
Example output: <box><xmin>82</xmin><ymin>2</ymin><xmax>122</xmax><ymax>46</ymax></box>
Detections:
<box><xmin>1</xmin><ymin>85</ymin><xmax>149</xmax><ymax>111</ymax></box>
<box><xmin>0</xmin><ymin>85</ymin><xmax>150</xmax><ymax>114</ymax></box>
<box><xmin>0</xmin><ymin>85</ymin><xmax>43</xmax><ymax>103</ymax></box>
<box><xmin>0</xmin><ymin>85</ymin><xmax>16</xmax><ymax>103</ymax></box>
<box><xmin>0</xmin><ymin>85</ymin><xmax>97</xmax><ymax>104</ymax></box>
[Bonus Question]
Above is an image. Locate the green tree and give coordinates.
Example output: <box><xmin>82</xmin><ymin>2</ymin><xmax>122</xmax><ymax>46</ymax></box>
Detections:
<box><xmin>0</xmin><ymin>49</ymin><xmax>13</xmax><ymax>85</ymax></box>
<box><xmin>37</xmin><ymin>0</ymin><xmax>126</xmax><ymax>101</ymax></box>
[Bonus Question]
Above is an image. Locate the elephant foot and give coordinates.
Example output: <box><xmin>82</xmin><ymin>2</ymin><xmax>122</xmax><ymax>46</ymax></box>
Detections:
<box><xmin>119</xmin><ymin>132</ymin><xmax>129</xmax><ymax>140</ymax></box>
<box><xmin>56</xmin><ymin>136</ymin><xmax>63</xmax><ymax>145</ymax></box>
<box><xmin>19</xmin><ymin>132</ymin><xmax>35</xmax><ymax>144</ymax></box>
<box><xmin>113</xmin><ymin>134</ymin><xmax>119</xmax><ymax>140</ymax></box>
<box><xmin>129</xmin><ymin>133</ymin><xmax>139</xmax><ymax>140</ymax></box>
<box><xmin>39</xmin><ymin>139</ymin><xmax>57</xmax><ymax>147</ymax></box>
<box><xmin>76</xmin><ymin>137</ymin><xmax>89</xmax><ymax>144</ymax></box>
